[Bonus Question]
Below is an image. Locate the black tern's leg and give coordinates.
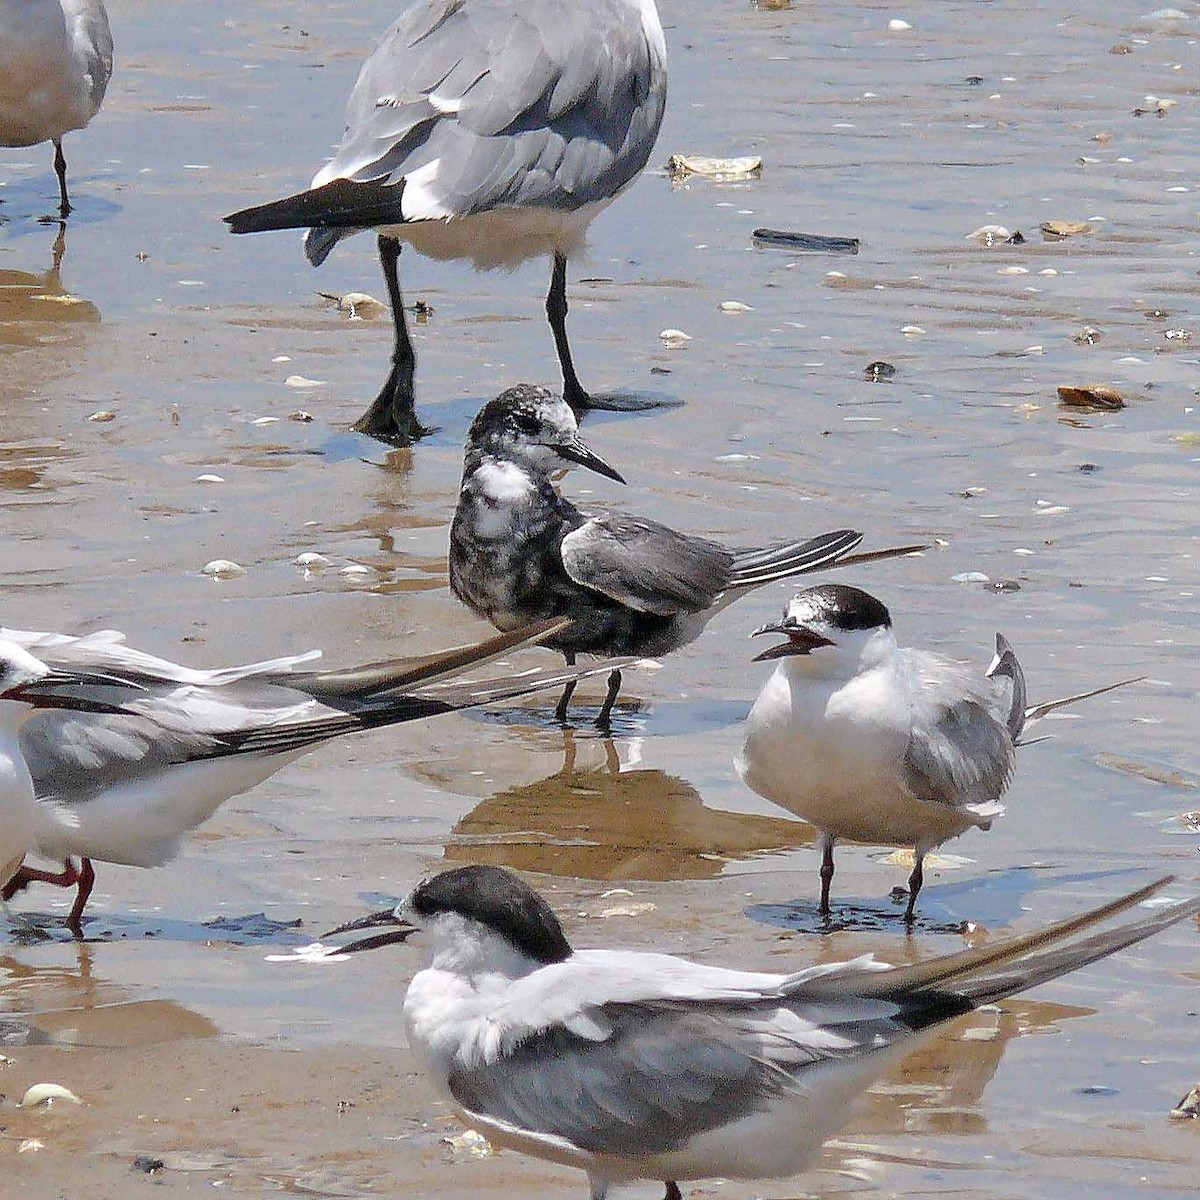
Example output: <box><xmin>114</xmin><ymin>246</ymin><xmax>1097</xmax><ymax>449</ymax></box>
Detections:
<box><xmin>547</xmin><ymin>252</ymin><xmax>590</xmax><ymax>415</ymax></box>
<box><xmin>818</xmin><ymin>834</ymin><xmax>836</xmax><ymax>916</ymax></box>
<box><xmin>664</xmin><ymin>1183</ymin><xmax>683</xmax><ymax>1200</ymax></box>
<box><xmin>594</xmin><ymin>668</ymin><xmax>623</xmax><ymax>730</ymax></box>
<box><xmin>904</xmin><ymin>852</ymin><xmax>924</xmax><ymax>924</ymax></box>
<box><xmin>554</xmin><ymin>650</ymin><xmax>579</xmax><ymax>723</ymax></box>
<box><xmin>53</xmin><ymin>138</ymin><xmax>71</xmax><ymax>217</ymax></box>
<box><xmin>351</xmin><ymin>235</ymin><xmax>435</xmax><ymax>444</ymax></box>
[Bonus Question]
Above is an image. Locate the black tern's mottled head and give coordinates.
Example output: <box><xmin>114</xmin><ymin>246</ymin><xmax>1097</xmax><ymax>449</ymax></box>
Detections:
<box><xmin>465</xmin><ymin>385</ymin><xmax>626</xmax><ymax>484</ymax></box>
<box><xmin>411</xmin><ymin>865</ymin><xmax>573</xmax><ymax>965</ymax></box>
<box><xmin>751</xmin><ymin>584</ymin><xmax>893</xmax><ymax>664</ymax></box>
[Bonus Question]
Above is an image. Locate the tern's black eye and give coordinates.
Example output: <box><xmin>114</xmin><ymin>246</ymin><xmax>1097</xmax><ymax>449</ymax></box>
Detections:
<box><xmin>509</xmin><ymin>411</ymin><xmax>542</xmax><ymax>437</ymax></box>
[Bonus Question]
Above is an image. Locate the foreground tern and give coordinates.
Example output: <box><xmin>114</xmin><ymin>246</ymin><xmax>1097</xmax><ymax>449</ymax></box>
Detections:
<box><xmin>0</xmin><ymin>0</ymin><xmax>113</xmax><ymax>216</ymax></box>
<box><xmin>311</xmin><ymin>865</ymin><xmax>1199</xmax><ymax>1200</ymax></box>
<box><xmin>1</xmin><ymin>617</ymin><xmax>623</xmax><ymax>931</ymax></box>
<box><xmin>737</xmin><ymin>584</ymin><xmax>1143</xmax><ymax>921</ymax></box>
<box><xmin>449</xmin><ymin>385</ymin><xmax>923</xmax><ymax>726</ymax></box>
<box><xmin>0</xmin><ymin>640</ymin><xmax>136</xmax><ymax>892</ymax></box>
<box><xmin>224</xmin><ymin>0</ymin><xmax>668</xmax><ymax>443</ymax></box>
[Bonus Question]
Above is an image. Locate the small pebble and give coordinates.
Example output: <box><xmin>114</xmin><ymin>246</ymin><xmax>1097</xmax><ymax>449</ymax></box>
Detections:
<box><xmin>195</xmin><ymin>474</ymin><xmax>224</xmax><ymax>484</ymax></box>
<box><xmin>658</xmin><ymin>328</ymin><xmax>692</xmax><ymax>343</ymax></box>
<box><xmin>864</xmin><ymin>360</ymin><xmax>896</xmax><ymax>381</ymax></box>
<box><xmin>87</xmin><ymin>410</ymin><xmax>117</xmax><ymax>423</ymax></box>
<box><xmin>985</xmin><ymin>579</ymin><xmax>1021</xmax><ymax>593</ymax></box>
<box><xmin>952</xmin><ymin>571</ymin><xmax>989</xmax><ymax>583</ymax></box>
<box><xmin>719</xmin><ymin>301</ymin><xmax>753</xmax><ymax>313</ymax></box>
<box><xmin>295</xmin><ymin>553</ymin><xmax>332</xmax><ymax>568</ymax></box>
<box><xmin>284</xmin><ymin>374</ymin><xmax>327</xmax><ymax>389</ymax></box>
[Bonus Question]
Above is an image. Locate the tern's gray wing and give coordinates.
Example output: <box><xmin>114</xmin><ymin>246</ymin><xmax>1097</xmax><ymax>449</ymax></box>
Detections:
<box><xmin>897</xmin><ymin>650</ymin><xmax>1014</xmax><ymax>816</ymax></box>
<box><xmin>560</xmin><ymin>515</ymin><xmax>734</xmax><ymax>616</ymax></box>
<box><xmin>68</xmin><ymin>0</ymin><xmax>114</xmax><ymax>118</ymax></box>
<box><xmin>447</xmin><ymin>999</ymin><xmax>891</xmax><ymax>1157</ymax></box>
<box><xmin>20</xmin><ymin>712</ymin><xmax>226</xmax><ymax>807</ymax></box>
<box><xmin>305</xmin><ymin>0</ymin><xmax>666</xmax><ymax>236</ymax></box>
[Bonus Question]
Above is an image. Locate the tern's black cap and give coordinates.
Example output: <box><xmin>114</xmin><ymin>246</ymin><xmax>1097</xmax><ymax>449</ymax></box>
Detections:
<box><xmin>411</xmin><ymin>865</ymin><xmax>573</xmax><ymax>964</ymax></box>
<box><xmin>794</xmin><ymin>584</ymin><xmax>892</xmax><ymax>631</ymax></box>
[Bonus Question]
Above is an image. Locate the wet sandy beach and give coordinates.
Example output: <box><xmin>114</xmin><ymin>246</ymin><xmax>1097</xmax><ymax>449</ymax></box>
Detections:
<box><xmin>3</xmin><ymin>0</ymin><xmax>1200</xmax><ymax>1195</ymax></box>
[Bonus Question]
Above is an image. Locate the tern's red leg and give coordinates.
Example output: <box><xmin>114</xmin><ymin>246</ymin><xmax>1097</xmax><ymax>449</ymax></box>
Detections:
<box><xmin>66</xmin><ymin>859</ymin><xmax>96</xmax><ymax>935</ymax></box>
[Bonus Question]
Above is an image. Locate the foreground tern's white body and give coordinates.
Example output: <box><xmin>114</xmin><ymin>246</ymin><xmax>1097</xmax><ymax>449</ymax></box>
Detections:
<box><xmin>1</xmin><ymin>618</ymin><xmax>619</xmax><ymax>929</ymax></box>
<box><xmin>0</xmin><ymin>0</ymin><xmax>112</xmax><ymax>214</ymax></box>
<box><xmin>315</xmin><ymin>865</ymin><xmax>1199</xmax><ymax>1200</ymax></box>
<box><xmin>736</xmin><ymin>584</ymin><xmax>1141</xmax><ymax>919</ymax></box>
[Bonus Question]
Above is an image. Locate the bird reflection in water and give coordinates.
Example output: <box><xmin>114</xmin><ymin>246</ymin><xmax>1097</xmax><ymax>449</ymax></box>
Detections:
<box><xmin>442</xmin><ymin>729</ymin><xmax>812</xmax><ymax>882</ymax></box>
<box><xmin>0</xmin><ymin>942</ymin><xmax>219</xmax><ymax>1047</ymax></box>
<box><xmin>0</xmin><ymin>221</ymin><xmax>99</xmax><ymax>349</ymax></box>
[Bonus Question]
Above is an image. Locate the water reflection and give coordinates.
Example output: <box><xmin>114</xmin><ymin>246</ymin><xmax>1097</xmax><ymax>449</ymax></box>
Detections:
<box><xmin>0</xmin><ymin>944</ymin><xmax>219</xmax><ymax>1047</ymax></box>
<box><xmin>442</xmin><ymin>730</ymin><xmax>811</xmax><ymax>880</ymax></box>
<box><xmin>0</xmin><ymin>224</ymin><xmax>100</xmax><ymax>350</ymax></box>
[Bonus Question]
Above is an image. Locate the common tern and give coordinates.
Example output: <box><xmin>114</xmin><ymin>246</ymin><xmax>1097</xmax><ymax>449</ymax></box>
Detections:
<box><xmin>224</xmin><ymin>0</ymin><xmax>668</xmax><ymax>443</ymax></box>
<box><xmin>736</xmin><ymin>584</ymin><xmax>1144</xmax><ymax>921</ymax></box>
<box><xmin>449</xmin><ymin>385</ymin><xmax>923</xmax><ymax>726</ymax></box>
<box><xmin>0</xmin><ymin>0</ymin><xmax>112</xmax><ymax>216</ymax></box>
<box><xmin>1</xmin><ymin>617</ymin><xmax>625</xmax><ymax>931</ymax></box>
<box><xmin>313</xmin><ymin>865</ymin><xmax>1199</xmax><ymax>1200</ymax></box>
<box><xmin>0</xmin><ymin>638</ymin><xmax>139</xmax><ymax>893</ymax></box>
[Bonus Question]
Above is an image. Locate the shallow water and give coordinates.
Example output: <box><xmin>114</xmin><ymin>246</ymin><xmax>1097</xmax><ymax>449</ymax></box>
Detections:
<box><xmin>2</xmin><ymin>0</ymin><xmax>1199</xmax><ymax>1195</ymax></box>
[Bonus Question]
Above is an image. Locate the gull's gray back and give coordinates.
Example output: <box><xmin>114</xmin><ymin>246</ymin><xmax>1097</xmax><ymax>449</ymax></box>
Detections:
<box><xmin>315</xmin><ymin>0</ymin><xmax>667</xmax><ymax>217</ymax></box>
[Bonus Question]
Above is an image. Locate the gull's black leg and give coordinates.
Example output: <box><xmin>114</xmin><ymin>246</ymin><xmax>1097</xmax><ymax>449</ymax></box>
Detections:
<box><xmin>352</xmin><ymin>235</ymin><xmax>436</xmax><ymax>443</ymax></box>
<box><xmin>547</xmin><ymin>252</ymin><xmax>590</xmax><ymax>416</ymax></box>
<box><xmin>53</xmin><ymin>139</ymin><xmax>71</xmax><ymax>217</ymax></box>
<box><xmin>904</xmin><ymin>851</ymin><xmax>925</xmax><ymax>924</ymax></box>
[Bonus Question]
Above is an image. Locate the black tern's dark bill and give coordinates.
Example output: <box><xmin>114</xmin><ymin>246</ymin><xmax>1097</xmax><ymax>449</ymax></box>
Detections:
<box><xmin>555</xmin><ymin>434</ymin><xmax>626</xmax><ymax>485</ymax></box>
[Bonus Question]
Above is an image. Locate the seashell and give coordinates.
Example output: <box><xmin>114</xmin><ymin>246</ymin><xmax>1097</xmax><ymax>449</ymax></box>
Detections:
<box><xmin>201</xmin><ymin>559</ymin><xmax>247</xmax><ymax>579</ymax></box>
<box><xmin>20</xmin><ymin>1083</ymin><xmax>82</xmax><ymax>1108</ymax></box>
<box><xmin>665</xmin><ymin>154</ymin><xmax>763</xmax><ymax>179</ymax></box>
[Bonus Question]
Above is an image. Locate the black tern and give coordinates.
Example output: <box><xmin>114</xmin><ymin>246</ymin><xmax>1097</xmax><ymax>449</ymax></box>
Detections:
<box><xmin>307</xmin><ymin>865</ymin><xmax>1199</xmax><ymax>1200</ymax></box>
<box><xmin>737</xmin><ymin>584</ymin><xmax>1144</xmax><ymax>921</ymax></box>
<box><xmin>224</xmin><ymin>0</ymin><xmax>668</xmax><ymax>443</ymax></box>
<box><xmin>0</xmin><ymin>617</ymin><xmax>627</xmax><ymax>931</ymax></box>
<box><xmin>449</xmin><ymin>385</ymin><xmax>924</xmax><ymax>727</ymax></box>
<box><xmin>0</xmin><ymin>0</ymin><xmax>112</xmax><ymax>216</ymax></box>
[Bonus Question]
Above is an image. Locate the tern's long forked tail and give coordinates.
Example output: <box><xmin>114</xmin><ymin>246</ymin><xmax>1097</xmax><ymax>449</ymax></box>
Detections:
<box><xmin>280</xmin><ymin>618</ymin><xmax>576</xmax><ymax>703</ymax></box>
<box><xmin>793</xmin><ymin>876</ymin><xmax>1199</xmax><ymax>1028</ymax></box>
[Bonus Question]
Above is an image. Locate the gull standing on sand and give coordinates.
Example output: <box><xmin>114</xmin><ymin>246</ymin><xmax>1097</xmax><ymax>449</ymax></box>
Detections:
<box><xmin>0</xmin><ymin>0</ymin><xmax>112</xmax><ymax>215</ymax></box>
<box><xmin>737</xmin><ymin>584</ymin><xmax>1143</xmax><ymax>921</ymax></box>
<box><xmin>308</xmin><ymin>865</ymin><xmax>1199</xmax><ymax>1200</ymax></box>
<box><xmin>225</xmin><ymin>0</ymin><xmax>668</xmax><ymax>443</ymax></box>
<box><xmin>0</xmin><ymin>618</ymin><xmax>624</xmax><ymax>931</ymax></box>
<box><xmin>449</xmin><ymin>386</ymin><xmax>923</xmax><ymax>726</ymax></box>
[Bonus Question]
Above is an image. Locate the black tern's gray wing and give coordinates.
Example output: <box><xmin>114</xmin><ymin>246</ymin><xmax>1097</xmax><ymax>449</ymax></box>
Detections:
<box><xmin>897</xmin><ymin>651</ymin><xmax>1014</xmax><ymax>819</ymax></box>
<box><xmin>561</xmin><ymin>515</ymin><xmax>734</xmax><ymax>615</ymax></box>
